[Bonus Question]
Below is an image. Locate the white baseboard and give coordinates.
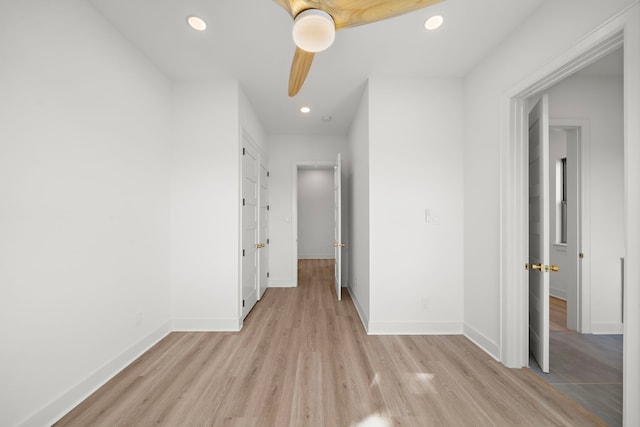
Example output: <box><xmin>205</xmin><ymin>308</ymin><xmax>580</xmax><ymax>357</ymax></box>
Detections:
<box><xmin>347</xmin><ymin>286</ymin><xmax>369</xmax><ymax>334</ymax></box>
<box><xmin>463</xmin><ymin>323</ymin><xmax>500</xmax><ymax>361</ymax></box>
<box><xmin>550</xmin><ymin>289</ymin><xmax>568</xmax><ymax>300</ymax></box>
<box><xmin>172</xmin><ymin>317</ymin><xmax>241</xmax><ymax>332</ymax></box>
<box><xmin>268</xmin><ymin>279</ymin><xmax>296</xmax><ymax>288</ymax></box>
<box><xmin>367</xmin><ymin>321</ymin><xmax>463</xmax><ymax>335</ymax></box>
<box><xmin>298</xmin><ymin>255</ymin><xmax>334</xmax><ymax>260</ymax></box>
<box><xmin>21</xmin><ymin>322</ymin><xmax>171</xmax><ymax>427</ymax></box>
<box><xmin>591</xmin><ymin>322</ymin><xmax>623</xmax><ymax>334</ymax></box>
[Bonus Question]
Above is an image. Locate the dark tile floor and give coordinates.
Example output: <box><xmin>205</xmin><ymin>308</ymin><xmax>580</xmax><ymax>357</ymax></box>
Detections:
<box><xmin>530</xmin><ymin>332</ymin><xmax>623</xmax><ymax>427</ymax></box>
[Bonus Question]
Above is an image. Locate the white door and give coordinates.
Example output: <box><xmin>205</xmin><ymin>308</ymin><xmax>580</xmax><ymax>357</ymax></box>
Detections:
<box><xmin>242</xmin><ymin>144</ymin><xmax>259</xmax><ymax>319</ymax></box>
<box><xmin>529</xmin><ymin>95</ymin><xmax>550</xmax><ymax>373</ymax></box>
<box><xmin>333</xmin><ymin>154</ymin><xmax>342</xmax><ymax>301</ymax></box>
<box><xmin>258</xmin><ymin>163</ymin><xmax>269</xmax><ymax>299</ymax></box>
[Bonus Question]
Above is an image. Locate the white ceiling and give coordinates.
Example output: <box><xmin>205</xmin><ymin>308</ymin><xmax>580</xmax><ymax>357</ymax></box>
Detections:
<box><xmin>89</xmin><ymin>0</ymin><xmax>548</xmax><ymax>135</ymax></box>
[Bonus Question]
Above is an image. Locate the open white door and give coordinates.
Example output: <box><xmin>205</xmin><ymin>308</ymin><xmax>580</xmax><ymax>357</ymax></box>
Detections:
<box><xmin>528</xmin><ymin>95</ymin><xmax>550</xmax><ymax>373</ymax></box>
<box><xmin>333</xmin><ymin>154</ymin><xmax>342</xmax><ymax>301</ymax></box>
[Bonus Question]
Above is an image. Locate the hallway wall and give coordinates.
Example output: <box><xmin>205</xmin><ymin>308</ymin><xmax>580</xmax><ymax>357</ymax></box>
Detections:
<box><xmin>297</xmin><ymin>169</ymin><xmax>335</xmax><ymax>259</ymax></box>
<box><xmin>367</xmin><ymin>77</ymin><xmax>465</xmax><ymax>334</ymax></box>
<box><xmin>0</xmin><ymin>1</ymin><xmax>173</xmax><ymax>425</ymax></box>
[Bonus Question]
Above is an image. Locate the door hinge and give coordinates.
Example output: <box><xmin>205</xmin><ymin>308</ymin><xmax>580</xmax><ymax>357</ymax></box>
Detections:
<box><xmin>267</xmin><ymin>205</ymin><xmax>270</xmax><ymax>211</ymax></box>
<box><xmin>267</xmin><ymin>272</ymin><xmax>270</xmax><ymax>278</ymax></box>
<box><xmin>267</xmin><ymin>171</ymin><xmax>270</xmax><ymax>177</ymax></box>
<box><xmin>267</xmin><ymin>238</ymin><xmax>270</xmax><ymax>244</ymax></box>
<box><xmin>242</xmin><ymin>198</ymin><xmax>245</xmax><ymax>206</ymax></box>
<box><xmin>242</xmin><ymin>249</ymin><xmax>245</xmax><ymax>257</ymax></box>
<box><xmin>242</xmin><ymin>299</ymin><xmax>245</xmax><ymax>307</ymax></box>
<box><xmin>243</xmin><ymin>147</ymin><xmax>246</xmax><ymax>155</ymax></box>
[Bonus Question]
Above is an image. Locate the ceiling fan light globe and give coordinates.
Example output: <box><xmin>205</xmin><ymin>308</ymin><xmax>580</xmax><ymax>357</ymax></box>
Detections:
<box><xmin>292</xmin><ymin>9</ymin><xmax>335</xmax><ymax>53</ymax></box>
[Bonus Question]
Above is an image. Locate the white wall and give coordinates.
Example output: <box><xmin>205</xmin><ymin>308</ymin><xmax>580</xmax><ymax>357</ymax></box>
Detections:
<box><xmin>297</xmin><ymin>169</ymin><xmax>335</xmax><ymax>259</ymax></box>
<box><xmin>170</xmin><ymin>81</ymin><xmax>255</xmax><ymax>331</ymax></box>
<box><xmin>0</xmin><ymin>1</ymin><xmax>173</xmax><ymax>425</ymax></box>
<box><xmin>239</xmin><ymin>87</ymin><xmax>268</xmax><ymax>154</ymax></box>
<box><xmin>463</xmin><ymin>0</ymin><xmax>637</xmax><ymax>359</ymax></box>
<box><xmin>347</xmin><ymin>87</ymin><xmax>371</xmax><ymax>326</ymax></box>
<box><xmin>267</xmin><ymin>135</ymin><xmax>348</xmax><ymax>287</ymax></box>
<box><xmin>548</xmin><ymin>75</ymin><xmax>625</xmax><ymax>332</ymax></box>
<box><xmin>368</xmin><ymin>77</ymin><xmax>465</xmax><ymax>334</ymax></box>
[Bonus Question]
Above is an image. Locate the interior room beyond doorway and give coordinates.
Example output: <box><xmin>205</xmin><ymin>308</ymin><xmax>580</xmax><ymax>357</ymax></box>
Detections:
<box><xmin>297</xmin><ymin>167</ymin><xmax>335</xmax><ymax>261</ymax></box>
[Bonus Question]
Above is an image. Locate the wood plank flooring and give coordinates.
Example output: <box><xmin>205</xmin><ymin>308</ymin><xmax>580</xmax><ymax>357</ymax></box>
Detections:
<box><xmin>550</xmin><ymin>296</ymin><xmax>572</xmax><ymax>333</ymax></box>
<box><xmin>56</xmin><ymin>259</ymin><xmax>606</xmax><ymax>426</ymax></box>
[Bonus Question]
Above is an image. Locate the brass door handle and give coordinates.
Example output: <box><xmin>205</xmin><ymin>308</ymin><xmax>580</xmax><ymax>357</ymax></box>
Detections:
<box><xmin>256</xmin><ymin>243</ymin><xmax>265</xmax><ymax>249</ymax></box>
<box><xmin>530</xmin><ymin>263</ymin><xmax>559</xmax><ymax>272</ymax></box>
<box><xmin>334</xmin><ymin>242</ymin><xmax>346</xmax><ymax>247</ymax></box>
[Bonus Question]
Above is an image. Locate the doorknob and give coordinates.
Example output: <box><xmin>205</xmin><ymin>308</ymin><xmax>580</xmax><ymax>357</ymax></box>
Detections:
<box><xmin>530</xmin><ymin>263</ymin><xmax>558</xmax><ymax>272</ymax></box>
<box><xmin>256</xmin><ymin>243</ymin><xmax>265</xmax><ymax>249</ymax></box>
<box><xmin>333</xmin><ymin>242</ymin><xmax>346</xmax><ymax>248</ymax></box>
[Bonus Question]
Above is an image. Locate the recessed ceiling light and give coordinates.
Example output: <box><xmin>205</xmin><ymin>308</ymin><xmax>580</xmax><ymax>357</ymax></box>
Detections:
<box><xmin>424</xmin><ymin>15</ymin><xmax>444</xmax><ymax>31</ymax></box>
<box><xmin>187</xmin><ymin>16</ymin><xmax>207</xmax><ymax>31</ymax></box>
<box><xmin>300</xmin><ymin>106</ymin><xmax>311</xmax><ymax>114</ymax></box>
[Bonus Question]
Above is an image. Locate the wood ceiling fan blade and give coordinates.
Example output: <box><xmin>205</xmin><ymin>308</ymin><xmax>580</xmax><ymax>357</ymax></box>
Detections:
<box><xmin>272</xmin><ymin>0</ymin><xmax>294</xmax><ymax>16</ymax></box>
<box><xmin>288</xmin><ymin>47</ymin><xmax>315</xmax><ymax>97</ymax></box>
<box><xmin>307</xmin><ymin>0</ymin><xmax>445</xmax><ymax>30</ymax></box>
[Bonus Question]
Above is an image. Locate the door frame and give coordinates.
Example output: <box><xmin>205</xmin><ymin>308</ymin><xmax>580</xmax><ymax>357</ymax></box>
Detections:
<box><xmin>499</xmin><ymin>8</ymin><xmax>639</xmax><ymax>426</ymax></box>
<box><xmin>291</xmin><ymin>161</ymin><xmax>336</xmax><ymax>287</ymax></box>
<box><xmin>239</xmin><ymin>128</ymin><xmax>267</xmax><ymax>321</ymax></box>
<box><xmin>499</xmin><ymin>27</ymin><xmax>624</xmax><ymax>368</ymax></box>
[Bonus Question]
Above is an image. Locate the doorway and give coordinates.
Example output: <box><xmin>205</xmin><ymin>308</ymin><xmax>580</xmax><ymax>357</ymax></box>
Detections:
<box><xmin>297</xmin><ymin>167</ymin><xmax>335</xmax><ymax>261</ymax></box>
<box><xmin>292</xmin><ymin>156</ymin><xmax>344</xmax><ymax>301</ymax></box>
<box><xmin>516</xmin><ymin>41</ymin><xmax>625</xmax><ymax>425</ymax></box>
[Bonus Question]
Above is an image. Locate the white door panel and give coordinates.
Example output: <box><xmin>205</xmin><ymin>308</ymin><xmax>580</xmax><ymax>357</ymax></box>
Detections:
<box><xmin>334</xmin><ymin>154</ymin><xmax>342</xmax><ymax>301</ymax></box>
<box><xmin>259</xmin><ymin>163</ymin><xmax>269</xmax><ymax>299</ymax></box>
<box><xmin>529</xmin><ymin>95</ymin><xmax>550</xmax><ymax>373</ymax></box>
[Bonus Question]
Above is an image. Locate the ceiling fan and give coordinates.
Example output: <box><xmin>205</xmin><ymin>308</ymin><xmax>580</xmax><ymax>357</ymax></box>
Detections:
<box><xmin>272</xmin><ymin>0</ymin><xmax>444</xmax><ymax>96</ymax></box>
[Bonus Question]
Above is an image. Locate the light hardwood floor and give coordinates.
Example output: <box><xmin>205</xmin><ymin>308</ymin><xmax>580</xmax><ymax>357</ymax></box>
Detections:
<box><xmin>550</xmin><ymin>296</ymin><xmax>573</xmax><ymax>333</ymax></box>
<box><xmin>56</xmin><ymin>259</ymin><xmax>605</xmax><ymax>426</ymax></box>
